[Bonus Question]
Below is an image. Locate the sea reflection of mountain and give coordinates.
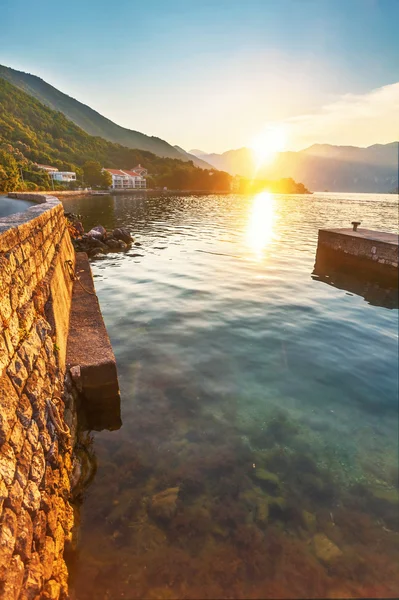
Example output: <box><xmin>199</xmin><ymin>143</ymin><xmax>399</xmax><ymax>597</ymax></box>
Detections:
<box><xmin>312</xmin><ymin>261</ymin><xmax>398</xmax><ymax>309</ymax></box>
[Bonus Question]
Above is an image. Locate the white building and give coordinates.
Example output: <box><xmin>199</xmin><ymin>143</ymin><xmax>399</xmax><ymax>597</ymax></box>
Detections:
<box><xmin>50</xmin><ymin>172</ymin><xmax>76</xmax><ymax>182</ymax></box>
<box><xmin>104</xmin><ymin>168</ymin><xmax>147</xmax><ymax>190</ymax></box>
<box><xmin>132</xmin><ymin>164</ymin><xmax>148</xmax><ymax>177</ymax></box>
<box><xmin>36</xmin><ymin>164</ymin><xmax>76</xmax><ymax>182</ymax></box>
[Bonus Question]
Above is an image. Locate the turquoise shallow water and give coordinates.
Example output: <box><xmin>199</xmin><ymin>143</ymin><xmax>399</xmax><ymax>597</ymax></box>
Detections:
<box><xmin>63</xmin><ymin>192</ymin><xmax>399</xmax><ymax>599</ymax></box>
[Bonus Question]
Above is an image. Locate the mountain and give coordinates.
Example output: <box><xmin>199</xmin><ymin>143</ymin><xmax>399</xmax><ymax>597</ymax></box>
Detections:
<box><xmin>0</xmin><ymin>77</ymin><xmax>231</xmax><ymax>192</ymax></box>
<box><xmin>0</xmin><ymin>64</ymin><xmax>208</xmax><ymax>169</ymax></box>
<box><xmin>192</xmin><ymin>143</ymin><xmax>399</xmax><ymax>192</ymax></box>
<box><xmin>189</xmin><ymin>149</ymin><xmax>209</xmax><ymax>157</ymax></box>
<box><xmin>172</xmin><ymin>145</ymin><xmax>213</xmax><ymax>169</ymax></box>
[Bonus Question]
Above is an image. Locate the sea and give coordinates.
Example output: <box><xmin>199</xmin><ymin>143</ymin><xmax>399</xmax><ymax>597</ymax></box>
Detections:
<box><xmin>18</xmin><ymin>191</ymin><xmax>399</xmax><ymax>597</ymax></box>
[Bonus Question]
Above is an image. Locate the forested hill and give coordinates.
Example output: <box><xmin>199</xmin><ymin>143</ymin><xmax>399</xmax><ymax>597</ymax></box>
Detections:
<box><xmin>0</xmin><ymin>77</ymin><xmax>231</xmax><ymax>192</ymax></box>
<box><xmin>0</xmin><ymin>64</ymin><xmax>211</xmax><ymax>169</ymax></box>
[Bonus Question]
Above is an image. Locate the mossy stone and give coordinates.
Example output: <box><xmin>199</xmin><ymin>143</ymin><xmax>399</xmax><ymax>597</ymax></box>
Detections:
<box><xmin>255</xmin><ymin>498</ymin><xmax>269</xmax><ymax>524</ymax></box>
<box><xmin>253</xmin><ymin>468</ymin><xmax>281</xmax><ymax>494</ymax></box>
<box><xmin>302</xmin><ymin>510</ymin><xmax>317</xmax><ymax>532</ymax></box>
<box><xmin>313</xmin><ymin>533</ymin><xmax>342</xmax><ymax>564</ymax></box>
<box><xmin>371</xmin><ymin>487</ymin><xmax>399</xmax><ymax>505</ymax></box>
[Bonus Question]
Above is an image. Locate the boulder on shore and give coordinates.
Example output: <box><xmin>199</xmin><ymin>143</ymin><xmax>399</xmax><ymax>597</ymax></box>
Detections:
<box><xmin>113</xmin><ymin>228</ymin><xmax>133</xmax><ymax>244</ymax></box>
<box><xmin>87</xmin><ymin>225</ymin><xmax>107</xmax><ymax>240</ymax></box>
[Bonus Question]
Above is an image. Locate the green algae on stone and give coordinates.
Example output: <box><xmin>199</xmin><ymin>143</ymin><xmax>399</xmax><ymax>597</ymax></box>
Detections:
<box><xmin>370</xmin><ymin>486</ymin><xmax>399</xmax><ymax>505</ymax></box>
<box><xmin>252</xmin><ymin>468</ymin><xmax>281</xmax><ymax>494</ymax></box>
<box><xmin>302</xmin><ymin>510</ymin><xmax>317</xmax><ymax>532</ymax></box>
<box><xmin>255</xmin><ymin>497</ymin><xmax>269</xmax><ymax>524</ymax></box>
<box><xmin>313</xmin><ymin>533</ymin><xmax>342</xmax><ymax>564</ymax></box>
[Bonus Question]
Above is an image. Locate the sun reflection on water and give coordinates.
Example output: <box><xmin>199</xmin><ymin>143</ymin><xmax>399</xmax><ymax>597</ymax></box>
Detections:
<box><xmin>246</xmin><ymin>191</ymin><xmax>275</xmax><ymax>259</ymax></box>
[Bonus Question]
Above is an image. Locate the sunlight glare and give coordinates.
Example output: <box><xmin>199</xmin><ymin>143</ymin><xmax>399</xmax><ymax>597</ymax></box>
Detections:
<box><xmin>246</xmin><ymin>192</ymin><xmax>275</xmax><ymax>259</ymax></box>
<box><xmin>250</xmin><ymin>124</ymin><xmax>287</xmax><ymax>167</ymax></box>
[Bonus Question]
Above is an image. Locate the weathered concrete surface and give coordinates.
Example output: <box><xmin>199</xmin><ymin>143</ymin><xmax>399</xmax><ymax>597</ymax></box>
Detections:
<box><xmin>315</xmin><ymin>227</ymin><xmax>398</xmax><ymax>283</ymax></box>
<box><xmin>66</xmin><ymin>253</ymin><xmax>120</xmax><ymax>429</ymax></box>
<box><xmin>0</xmin><ymin>194</ymin><xmax>76</xmax><ymax>599</ymax></box>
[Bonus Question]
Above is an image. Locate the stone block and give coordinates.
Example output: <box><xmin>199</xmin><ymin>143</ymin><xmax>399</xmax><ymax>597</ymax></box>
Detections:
<box><xmin>30</xmin><ymin>446</ymin><xmax>46</xmax><ymax>485</ymax></box>
<box><xmin>9</xmin><ymin>419</ymin><xmax>25</xmax><ymax>454</ymax></box>
<box><xmin>7</xmin><ymin>353</ymin><xmax>29</xmax><ymax>395</ymax></box>
<box><xmin>23</xmin><ymin>369</ymin><xmax>45</xmax><ymax>407</ymax></box>
<box><xmin>0</xmin><ymin>476</ymin><xmax>8</xmax><ymax>512</ymax></box>
<box><xmin>32</xmin><ymin>509</ymin><xmax>47</xmax><ymax>552</ymax></box>
<box><xmin>5</xmin><ymin>478</ymin><xmax>24</xmax><ymax>514</ymax></box>
<box><xmin>15</xmin><ymin>507</ymin><xmax>33</xmax><ymax>562</ymax></box>
<box><xmin>0</xmin><ymin>508</ymin><xmax>17</xmax><ymax>579</ymax></box>
<box><xmin>18</xmin><ymin>326</ymin><xmax>42</xmax><ymax>373</ymax></box>
<box><xmin>2</xmin><ymin>327</ymin><xmax>14</xmax><ymax>355</ymax></box>
<box><xmin>15</xmin><ymin>439</ymin><xmax>33</xmax><ymax>490</ymax></box>
<box><xmin>0</xmin><ymin>226</ymin><xmax>19</xmax><ymax>254</ymax></box>
<box><xmin>0</xmin><ymin>331</ymin><xmax>10</xmax><ymax>377</ymax></box>
<box><xmin>23</xmin><ymin>480</ymin><xmax>41</xmax><ymax>513</ymax></box>
<box><xmin>0</xmin><ymin>442</ymin><xmax>16</xmax><ymax>486</ymax></box>
<box><xmin>16</xmin><ymin>393</ymin><xmax>33</xmax><ymax>428</ymax></box>
<box><xmin>0</xmin><ymin>552</ymin><xmax>25</xmax><ymax>600</ymax></box>
<box><xmin>19</xmin><ymin>551</ymin><xmax>43</xmax><ymax>600</ymax></box>
<box><xmin>42</xmin><ymin>579</ymin><xmax>61</xmax><ymax>600</ymax></box>
<box><xmin>0</xmin><ymin>374</ymin><xmax>19</xmax><ymax>445</ymax></box>
<box><xmin>26</xmin><ymin>420</ymin><xmax>39</xmax><ymax>448</ymax></box>
<box><xmin>6</xmin><ymin>312</ymin><xmax>21</xmax><ymax>351</ymax></box>
<box><xmin>41</xmin><ymin>536</ymin><xmax>55</xmax><ymax>581</ymax></box>
<box><xmin>12</xmin><ymin>245</ymin><xmax>24</xmax><ymax>268</ymax></box>
<box><xmin>16</xmin><ymin>302</ymin><xmax>36</xmax><ymax>334</ymax></box>
<box><xmin>0</xmin><ymin>284</ymin><xmax>12</xmax><ymax>323</ymax></box>
<box><xmin>36</xmin><ymin>318</ymin><xmax>51</xmax><ymax>343</ymax></box>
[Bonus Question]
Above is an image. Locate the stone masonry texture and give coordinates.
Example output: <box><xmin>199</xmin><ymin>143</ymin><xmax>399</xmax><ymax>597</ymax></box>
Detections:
<box><xmin>0</xmin><ymin>195</ymin><xmax>76</xmax><ymax>599</ymax></box>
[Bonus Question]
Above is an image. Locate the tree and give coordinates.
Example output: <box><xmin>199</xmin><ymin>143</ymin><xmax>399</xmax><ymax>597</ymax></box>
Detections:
<box><xmin>83</xmin><ymin>160</ymin><xmax>112</xmax><ymax>188</ymax></box>
<box><xmin>101</xmin><ymin>169</ymin><xmax>112</xmax><ymax>189</ymax></box>
<box><xmin>83</xmin><ymin>160</ymin><xmax>104</xmax><ymax>187</ymax></box>
<box><xmin>0</xmin><ymin>149</ymin><xmax>21</xmax><ymax>192</ymax></box>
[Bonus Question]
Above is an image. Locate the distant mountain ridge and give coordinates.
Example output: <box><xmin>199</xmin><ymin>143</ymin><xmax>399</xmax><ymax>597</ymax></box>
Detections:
<box><xmin>190</xmin><ymin>142</ymin><xmax>399</xmax><ymax>192</ymax></box>
<box><xmin>0</xmin><ymin>64</ymin><xmax>212</xmax><ymax>169</ymax></box>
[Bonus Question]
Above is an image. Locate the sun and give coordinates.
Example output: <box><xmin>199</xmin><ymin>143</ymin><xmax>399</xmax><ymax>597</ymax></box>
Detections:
<box><xmin>250</xmin><ymin>124</ymin><xmax>287</xmax><ymax>167</ymax></box>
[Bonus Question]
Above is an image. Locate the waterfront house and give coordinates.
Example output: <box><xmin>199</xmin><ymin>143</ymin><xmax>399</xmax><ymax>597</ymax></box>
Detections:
<box><xmin>36</xmin><ymin>163</ymin><xmax>76</xmax><ymax>182</ymax></box>
<box><xmin>103</xmin><ymin>168</ymin><xmax>147</xmax><ymax>190</ymax></box>
<box><xmin>35</xmin><ymin>163</ymin><xmax>58</xmax><ymax>173</ymax></box>
<box><xmin>131</xmin><ymin>164</ymin><xmax>148</xmax><ymax>177</ymax></box>
<box><xmin>51</xmin><ymin>171</ymin><xmax>77</xmax><ymax>182</ymax></box>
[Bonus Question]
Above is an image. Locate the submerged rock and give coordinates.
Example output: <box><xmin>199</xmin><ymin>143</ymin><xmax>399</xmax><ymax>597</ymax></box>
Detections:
<box><xmin>252</xmin><ymin>468</ymin><xmax>281</xmax><ymax>494</ymax></box>
<box><xmin>313</xmin><ymin>533</ymin><xmax>342</xmax><ymax>563</ymax></box>
<box><xmin>302</xmin><ymin>510</ymin><xmax>317</xmax><ymax>532</ymax></box>
<box><xmin>149</xmin><ymin>487</ymin><xmax>179</xmax><ymax>522</ymax></box>
<box><xmin>255</xmin><ymin>498</ymin><xmax>269</xmax><ymax>524</ymax></box>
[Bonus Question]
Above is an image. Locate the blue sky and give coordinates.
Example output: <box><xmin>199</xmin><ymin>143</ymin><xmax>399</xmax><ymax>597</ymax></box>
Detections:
<box><xmin>1</xmin><ymin>0</ymin><xmax>398</xmax><ymax>152</ymax></box>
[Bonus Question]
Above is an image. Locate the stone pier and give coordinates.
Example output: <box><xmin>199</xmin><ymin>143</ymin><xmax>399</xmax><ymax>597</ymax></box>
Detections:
<box><xmin>0</xmin><ymin>194</ymin><xmax>120</xmax><ymax>599</ymax></box>
<box><xmin>315</xmin><ymin>226</ymin><xmax>398</xmax><ymax>284</ymax></box>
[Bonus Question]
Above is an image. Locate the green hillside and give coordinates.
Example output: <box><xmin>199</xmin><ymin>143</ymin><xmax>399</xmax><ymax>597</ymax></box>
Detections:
<box><xmin>0</xmin><ymin>77</ymin><xmax>231</xmax><ymax>192</ymax></box>
<box><xmin>0</xmin><ymin>64</ymin><xmax>212</xmax><ymax>169</ymax></box>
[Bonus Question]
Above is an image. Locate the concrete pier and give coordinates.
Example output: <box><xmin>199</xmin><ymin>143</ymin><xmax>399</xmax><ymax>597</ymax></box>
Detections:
<box><xmin>314</xmin><ymin>226</ymin><xmax>398</xmax><ymax>284</ymax></box>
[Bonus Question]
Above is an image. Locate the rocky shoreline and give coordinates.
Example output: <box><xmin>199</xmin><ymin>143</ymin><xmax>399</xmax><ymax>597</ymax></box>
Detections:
<box><xmin>65</xmin><ymin>213</ymin><xmax>141</xmax><ymax>258</ymax></box>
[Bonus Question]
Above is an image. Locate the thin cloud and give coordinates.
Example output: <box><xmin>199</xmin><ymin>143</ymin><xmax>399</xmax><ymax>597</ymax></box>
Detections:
<box><xmin>284</xmin><ymin>82</ymin><xmax>399</xmax><ymax>150</ymax></box>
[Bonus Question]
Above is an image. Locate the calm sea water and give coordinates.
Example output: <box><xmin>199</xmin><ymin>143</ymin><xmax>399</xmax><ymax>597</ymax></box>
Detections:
<box><xmin>0</xmin><ymin>195</ymin><xmax>34</xmax><ymax>218</ymax></box>
<box><xmin>62</xmin><ymin>192</ymin><xmax>399</xmax><ymax>600</ymax></box>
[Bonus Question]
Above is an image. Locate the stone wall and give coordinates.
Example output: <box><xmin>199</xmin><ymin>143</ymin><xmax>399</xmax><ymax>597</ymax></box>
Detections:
<box><xmin>316</xmin><ymin>229</ymin><xmax>398</xmax><ymax>283</ymax></box>
<box><xmin>318</xmin><ymin>229</ymin><xmax>398</xmax><ymax>268</ymax></box>
<box><xmin>0</xmin><ymin>195</ymin><xmax>76</xmax><ymax>599</ymax></box>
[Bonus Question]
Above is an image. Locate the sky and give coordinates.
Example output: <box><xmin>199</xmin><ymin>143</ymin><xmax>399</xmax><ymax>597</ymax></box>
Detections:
<box><xmin>1</xmin><ymin>0</ymin><xmax>399</xmax><ymax>153</ymax></box>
